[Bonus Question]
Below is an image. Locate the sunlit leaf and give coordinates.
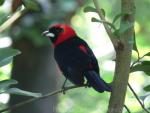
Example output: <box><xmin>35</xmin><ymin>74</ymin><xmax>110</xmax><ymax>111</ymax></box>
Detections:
<box><xmin>5</xmin><ymin>88</ymin><xmax>42</xmax><ymax>97</ymax></box>
<box><xmin>0</xmin><ymin>48</ymin><xmax>21</xmax><ymax>67</ymax></box>
<box><xmin>84</xmin><ymin>6</ymin><xmax>97</xmax><ymax>13</ymax></box>
<box><xmin>130</xmin><ymin>61</ymin><xmax>150</xmax><ymax>75</ymax></box>
<box><xmin>0</xmin><ymin>0</ymin><xmax>5</xmax><ymax>6</ymax></box>
<box><xmin>91</xmin><ymin>17</ymin><xmax>116</xmax><ymax>30</ymax></box>
<box><xmin>144</xmin><ymin>85</ymin><xmax>150</xmax><ymax>92</ymax></box>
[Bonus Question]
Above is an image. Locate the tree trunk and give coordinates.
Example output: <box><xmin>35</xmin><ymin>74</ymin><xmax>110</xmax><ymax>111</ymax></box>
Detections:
<box><xmin>9</xmin><ymin>39</ymin><xmax>59</xmax><ymax>113</ymax></box>
<box><xmin>107</xmin><ymin>0</ymin><xmax>135</xmax><ymax>113</ymax></box>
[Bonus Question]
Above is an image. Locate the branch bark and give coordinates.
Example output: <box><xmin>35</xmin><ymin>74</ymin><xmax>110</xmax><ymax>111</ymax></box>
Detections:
<box><xmin>128</xmin><ymin>83</ymin><xmax>150</xmax><ymax>113</ymax></box>
<box><xmin>92</xmin><ymin>0</ymin><xmax>120</xmax><ymax>50</ymax></box>
<box><xmin>0</xmin><ymin>85</ymin><xmax>87</xmax><ymax>113</ymax></box>
<box><xmin>107</xmin><ymin>0</ymin><xmax>135</xmax><ymax>113</ymax></box>
<box><xmin>0</xmin><ymin>8</ymin><xmax>25</xmax><ymax>33</ymax></box>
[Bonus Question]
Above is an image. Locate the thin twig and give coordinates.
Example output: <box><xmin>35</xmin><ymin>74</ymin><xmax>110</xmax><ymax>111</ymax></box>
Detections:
<box><xmin>130</xmin><ymin>30</ymin><xmax>149</xmax><ymax>113</ymax></box>
<box><xmin>92</xmin><ymin>0</ymin><xmax>119</xmax><ymax>50</ymax></box>
<box><xmin>128</xmin><ymin>83</ymin><xmax>150</xmax><ymax>113</ymax></box>
<box><xmin>0</xmin><ymin>84</ymin><xmax>134</xmax><ymax>113</ymax></box>
<box><xmin>130</xmin><ymin>53</ymin><xmax>146</xmax><ymax>68</ymax></box>
<box><xmin>0</xmin><ymin>8</ymin><xmax>26</xmax><ymax>33</ymax></box>
<box><xmin>0</xmin><ymin>85</ymin><xmax>87</xmax><ymax>113</ymax></box>
<box><xmin>124</xmin><ymin>105</ymin><xmax>131</xmax><ymax>113</ymax></box>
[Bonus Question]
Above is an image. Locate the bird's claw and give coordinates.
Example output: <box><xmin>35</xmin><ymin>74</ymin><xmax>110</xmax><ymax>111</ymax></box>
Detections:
<box><xmin>62</xmin><ymin>86</ymin><xmax>66</xmax><ymax>94</ymax></box>
<box><xmin>61</xmin><ymin>78</ymin><xmax>67</xmax><ymax>94</ymax></box>
<box><xmin>85</xmin><ymin>82</ymin><xmax>90</xmax><ymax>88</ymax></box>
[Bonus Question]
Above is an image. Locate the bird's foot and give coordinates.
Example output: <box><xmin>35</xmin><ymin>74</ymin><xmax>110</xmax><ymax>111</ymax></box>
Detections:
<box><xmin>85</xmin><ymin>82</ymin><xmax>90</xmax><ymax>88</ymax></box>
<box><xmin>61</xmin><ymin>86</ymin><xmax>67</xmax><ymax>94</ymax></box>
<box><xmin>61</xmin><ymin>78</ymin><xmax>67</xmax><ymax>94</ymax></box>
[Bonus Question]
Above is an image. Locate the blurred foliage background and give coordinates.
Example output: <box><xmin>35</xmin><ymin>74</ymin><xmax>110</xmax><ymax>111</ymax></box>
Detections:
<box><xmin>0</xmin><ymin>0</ymin><xmax>150</xmax><ymax>113</ymax></box>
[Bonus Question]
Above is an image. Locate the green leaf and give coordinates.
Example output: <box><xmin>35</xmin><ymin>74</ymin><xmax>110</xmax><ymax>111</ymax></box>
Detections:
<box><xmin>100</xmin><ymin>9</ymin><xmax>105</xmax><ymax>17</ymax></box>
<box><xmin>119</xmin><ymin>21</ymin><xmax>134</xmax><ymax>35</ymax></box>
<box><xmin>0</xmin><ymin>79</ymin><xmax>18</xmax><ymax>89</ymax></box>
<box><xmin>112</xmin><ymin>13</ymin><xmax>131</xmax><ymax>24</ymax></box>
<box><xmin>130</xmin><ymin>61</ymin><xmax>150</xmax><ymax>74</ymax></box>
<box><xmin>144</xmin><ymin>85</ymin><xmax>150</xmax><ymax>92</ymax></box>
<box><xmin>142</xmin><ymin>61</ymin><xmax>150</xmax><ymax>65</ymax></box>
<box><xmin>145</xmin><ymin>72</ymin><xmax>150</xmax><ymax>76</ymax></box>
<box><xmin>0</xmin><ymin>57</ymin><xmax>13</xmax><ymax>67</ymax></box>
<box><xmin>0</xmin><ymin>79</ymin><xmax>18</xmax><ymax>94</ymax></box>
<box><xmin>112</xmin><ymin>13</ymin><xmax>122</xmax><ymax>24</ymax></box>
<box><xmin>132</xmin><ymin>32</ymin><xmax>139</xmax><ymax>54</ymax></box>
<box><xmin>84</xmin><ymin>6</ymin><xmax>97</xmax><ymax>13</ymax></box>
<box><xmin>5</xmin><ymin>88</ymin><xmax>42</xmax><ymax>97</ymax></box>
<box><xmin>0</xmin><ymin>13</ymin><xmax>9</xmax><ymax>26</ymax></box>
<box><xmin>0</xmin><ymin>0</ymin><xmax>5</xmax><ymax>6</ymax></box>
<box><xmin>83</xmin><ymin>6</ymin><xmax>105</xmax><ymax>17</ymax></box>
<box><xmin>91</xmin><ymin>17</ymin><xmax>101</xmax><ymax>22</ymax></box>
<box><xmin>0</xmin><ymin>48</ymin><xmax>21</xmax><ymax>67</ymax></box>
<box><xmin>91</xmin><ymin>17</ymin><xmax>116</xmax><ymax>30</ymax></box>
<box><xmin>144</xmin><ymin>52</ymin><xmax>150</xmax><ymax>57</ymax></box>
<box><xmin>139</xmin><ymin>94</ymin><xmax>150</xmax><ymax>102</ymax></box>
<box><xmin>113</xmin><ymin>29</ymin><xmax>120</xmax><ymax>37</ymax></box>
<box><xmin>22</xmin><ymin>0</ymin><xmax>40</xmax><ymax>11</ymax></box>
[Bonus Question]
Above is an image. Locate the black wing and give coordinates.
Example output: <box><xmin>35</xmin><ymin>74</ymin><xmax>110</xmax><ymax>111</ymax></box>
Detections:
<box><xmin>54</xmin><ymin>37</ymin><xmax>99</xmax><ymax>85</ymax></box>
<box><xmin>75</xmin><ymin>37</ymin><xmax>100</xmax><ymax>73</ymax></box>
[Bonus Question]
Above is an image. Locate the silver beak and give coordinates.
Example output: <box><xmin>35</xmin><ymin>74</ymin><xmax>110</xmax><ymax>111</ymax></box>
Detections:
<box><xmin>42</xmin><ymin>31</ymin><xmax>55</xmax><ymax>37</ymax></box>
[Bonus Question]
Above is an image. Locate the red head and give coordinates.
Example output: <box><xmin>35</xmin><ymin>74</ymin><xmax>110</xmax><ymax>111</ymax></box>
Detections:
<box><xmin>43</xmin><ymin>24</ymin><xmax>76</xmax><ymax>46</ymax></box>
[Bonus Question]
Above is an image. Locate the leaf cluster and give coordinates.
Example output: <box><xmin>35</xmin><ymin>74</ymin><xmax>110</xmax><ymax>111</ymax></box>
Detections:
<box><xmin>83</xmin><ymin>6</ymin><xmax>134</xmax><ymax>38</ymax></box>
<box><xmin>0</xmin><ymin>48</ymin><xmax>42</xmax><ymax>98</ymax></box>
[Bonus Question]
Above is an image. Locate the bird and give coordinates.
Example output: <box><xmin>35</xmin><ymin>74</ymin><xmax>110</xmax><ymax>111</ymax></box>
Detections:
<box><xmin>43</xmin><ymin>24</ymin><xmax>111</xmax><ymax>93</ymax></box>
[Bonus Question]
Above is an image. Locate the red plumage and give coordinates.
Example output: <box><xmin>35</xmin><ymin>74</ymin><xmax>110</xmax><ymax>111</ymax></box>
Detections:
<box><xmin>50</xmin><ymin>24</ymin><xmax>76</xmax><ymax>46</ymax></box>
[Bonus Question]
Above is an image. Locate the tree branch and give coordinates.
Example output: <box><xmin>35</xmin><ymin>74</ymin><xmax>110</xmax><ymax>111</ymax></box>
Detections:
<box><xmin>0</xmin><ymin>7</ymin><xmax>25</xmax><ymax>33</ymax></box>
<box><xmin>124</xmin><ymin>105</ymin><xmax>131</xmax><ymax>113</ymax></box>
<box><xmin>107</xmin><ymin>0</ymin><xmax>135</xmax><ymax>113</ymax></box>
<box><xmin>0</xmin><ymin>85</ymin><xmax>87</xmax><ymax>113</ymax></box>
<box><xmin>92</xmin><ymin>0</ymin><xmax>120</xmax><ymax>50</ymax></box>
<box><xmin>128</xmin><ymin>83</ymin><xmax>150</xmax><ymax>113</ymax></box>
<box><xmin>130</xmin><ymin>53</ymin><xmax>146</xmax><ymax>68</ymax></box>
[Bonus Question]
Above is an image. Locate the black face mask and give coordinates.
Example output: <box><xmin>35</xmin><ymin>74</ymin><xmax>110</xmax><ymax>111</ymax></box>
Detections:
<box><xmin>48</xmin><ymin>27</ymin><xmax>63</xmax><ymax>43</ymax></box>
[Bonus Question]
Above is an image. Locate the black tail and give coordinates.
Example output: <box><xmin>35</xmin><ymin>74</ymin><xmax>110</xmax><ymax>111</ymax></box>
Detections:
<box><xmin>84</xmin><ymin>71</ymin><xmax>112</xmax><ymax>93</ymax></box>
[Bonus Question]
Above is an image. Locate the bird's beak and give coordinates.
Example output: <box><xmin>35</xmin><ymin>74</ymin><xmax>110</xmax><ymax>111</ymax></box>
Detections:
<box><xmin>42</xmin><ymin>30</ymin><xmax>55</xmax><ymax>38</ymax></box>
